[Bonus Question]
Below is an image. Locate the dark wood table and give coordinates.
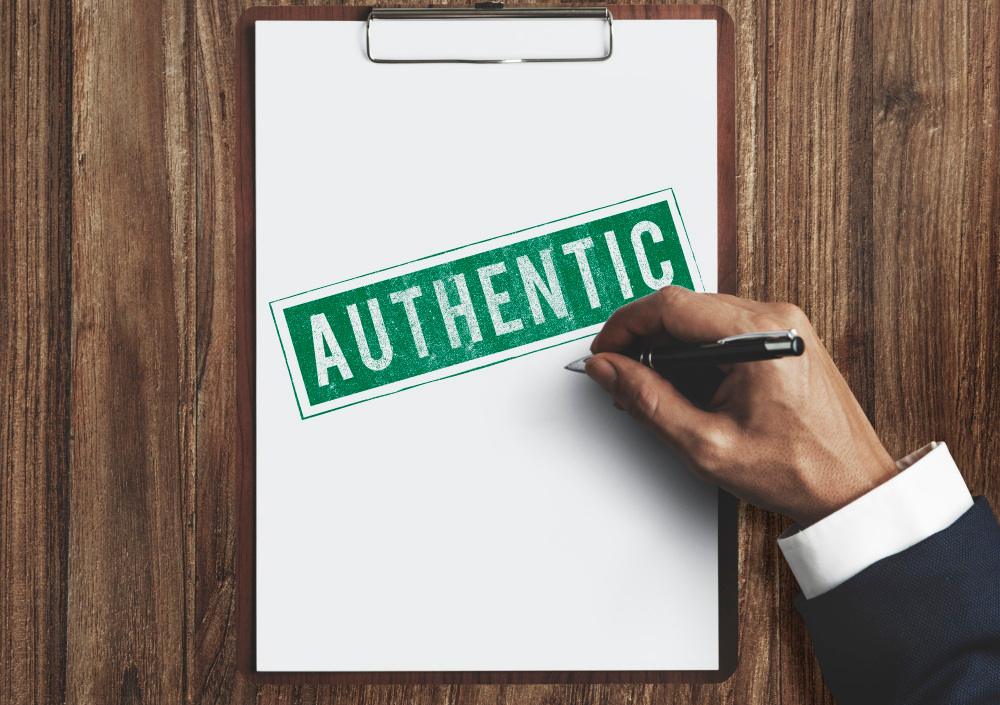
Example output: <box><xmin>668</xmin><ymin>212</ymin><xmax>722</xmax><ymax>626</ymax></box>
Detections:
<box><xmin>2</xmin><ymin>1</ymin><xmax>997</xmax><ymax>703</ymax></box>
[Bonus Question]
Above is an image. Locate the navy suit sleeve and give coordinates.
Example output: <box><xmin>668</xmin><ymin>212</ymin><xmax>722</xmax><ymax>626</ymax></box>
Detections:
<box><xmin>795</xmin><ymin>496</ymin><xmax>1000</xmax><ymax>704</ymax></box>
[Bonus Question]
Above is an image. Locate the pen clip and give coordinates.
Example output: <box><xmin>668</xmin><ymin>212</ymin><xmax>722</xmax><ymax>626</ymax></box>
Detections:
<box><xmin>716</xmin><ymin>329</ymin><xmax>797</xmax><ymax>345</ymax></box>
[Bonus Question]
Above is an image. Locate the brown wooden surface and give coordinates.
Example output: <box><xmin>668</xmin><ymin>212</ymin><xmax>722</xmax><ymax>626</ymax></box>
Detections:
<box><xmin>234</xmin><ymin>3</ymin><xmax>736</xmax><ymax>686</ymax></box>
<box><xmin>1</xmin><ymin>0</ymin><xmax>997</xmax><ymax>702</ymax></box>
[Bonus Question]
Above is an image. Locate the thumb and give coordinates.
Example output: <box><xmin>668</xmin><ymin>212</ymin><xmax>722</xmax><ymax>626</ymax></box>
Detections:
<box><xmin>585</xmin><ymin>353</ymin><xmax>718</xmax><ymax>452</ymax></box>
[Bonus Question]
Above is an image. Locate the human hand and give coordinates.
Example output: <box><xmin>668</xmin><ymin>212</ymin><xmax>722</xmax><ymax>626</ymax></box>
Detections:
<box><xmin>585</xmin><ymin>287</ymin><xmax>897</xmax><ymax>526</ymax></box>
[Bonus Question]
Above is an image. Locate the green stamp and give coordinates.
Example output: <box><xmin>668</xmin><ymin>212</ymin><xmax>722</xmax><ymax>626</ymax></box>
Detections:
<box><xmin>271</xmin><ymin>189</ymin><xmax>704</xmax><ymax>418</ymax></box>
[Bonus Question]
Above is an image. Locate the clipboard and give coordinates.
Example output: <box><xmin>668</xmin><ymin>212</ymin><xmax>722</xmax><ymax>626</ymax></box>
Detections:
<box><xmin>237</xmin><ymin>4</ymin><xmax>737</xmax><ymax>685</ymax></box>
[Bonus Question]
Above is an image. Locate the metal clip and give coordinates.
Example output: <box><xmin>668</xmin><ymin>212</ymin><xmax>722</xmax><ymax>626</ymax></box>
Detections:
<box><xmin>717</xmin><ymin>330</ymin><xmax>798</xmax><ymax>345</ymax></box>
<box><xmin>366</xmin><ymin>6</ymin><xmax>614</xmax><ymax>64</ymax></box>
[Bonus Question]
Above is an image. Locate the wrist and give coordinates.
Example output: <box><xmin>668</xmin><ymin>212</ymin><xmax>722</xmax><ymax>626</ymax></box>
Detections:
<box><xmin>798</xmin><ymin>448</ymin><xmax>898</xmax><ymax>526</ymax></box>
<box><xmin>779</xmin><ymin>442</ymin><xmax>973</xmax><ymax>598</ymax></box>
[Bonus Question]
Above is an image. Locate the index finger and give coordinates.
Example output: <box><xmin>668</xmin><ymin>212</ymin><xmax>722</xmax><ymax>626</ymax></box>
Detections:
<box><xmin>590</xmin><ymin>286</ymin><xmax>763</xmax><ymax>353</ymax></box>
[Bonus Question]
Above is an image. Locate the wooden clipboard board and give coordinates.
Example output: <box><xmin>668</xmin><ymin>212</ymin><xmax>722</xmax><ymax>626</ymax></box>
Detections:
<box><xmin>236</xmin><ymin>4</ymin><xmax>737</xmax><ymax>685</ymax></box>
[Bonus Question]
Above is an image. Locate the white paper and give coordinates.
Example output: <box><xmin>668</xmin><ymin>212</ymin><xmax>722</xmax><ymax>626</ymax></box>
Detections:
<box><xmin>255</xmin><ymin>18</ymin><xmax>721</xmax><ymax>672</ymax></box>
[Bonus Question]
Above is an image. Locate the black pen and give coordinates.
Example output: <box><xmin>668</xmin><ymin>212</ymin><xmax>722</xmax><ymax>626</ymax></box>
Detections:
<box><xmin>564</xmin><ymin>330</ymin><xmax>805</xmax><ymax>373</ymax></box>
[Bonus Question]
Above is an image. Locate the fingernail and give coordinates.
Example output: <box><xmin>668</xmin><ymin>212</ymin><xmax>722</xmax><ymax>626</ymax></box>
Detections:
<box><xmin>586</xmin><ymin>358</ymin><xmax>618</xmax><ymax>393</ymax></box>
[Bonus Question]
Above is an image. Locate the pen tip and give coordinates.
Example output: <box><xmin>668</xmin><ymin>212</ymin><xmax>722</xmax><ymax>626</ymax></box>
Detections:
<box><xmin>565</xmin><ymin>355</ymin><xmax>591</xmax><ymax>373</ymax></box>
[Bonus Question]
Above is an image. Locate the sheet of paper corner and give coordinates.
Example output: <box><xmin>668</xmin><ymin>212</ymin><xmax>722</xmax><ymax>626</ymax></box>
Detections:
<box><xmin>254</xmin><ymin>18</ymin><xmax>720</xmax><ymax>672</ymax></box>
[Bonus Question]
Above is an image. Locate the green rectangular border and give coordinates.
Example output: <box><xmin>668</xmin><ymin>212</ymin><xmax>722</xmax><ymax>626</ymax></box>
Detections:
<box><xmin>268</xmin><ymin>188</ymin><xmax>700</xmax><ymax>419</ymax></box>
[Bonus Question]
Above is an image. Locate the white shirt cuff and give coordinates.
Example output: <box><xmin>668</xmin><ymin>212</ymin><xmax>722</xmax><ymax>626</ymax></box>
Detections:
<box><xmin>777</xmin><ymin>442</ymin><xmax>973</xmax><ymax>599</ymax></box>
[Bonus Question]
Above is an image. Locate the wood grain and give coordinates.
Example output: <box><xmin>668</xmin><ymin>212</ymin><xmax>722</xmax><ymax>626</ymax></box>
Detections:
<box><xmin>0</xmin><ymin>0</ymin><xmax>73</xmax><ymax>703</ymax></box>
<box><xmin>195</xmin><ymin>0</ymin><xmax>251</xmax><ymax>699</ymax></box>
<box><xmin>66</xmin><ymin>1</ymin><xmax>195</xmax><ymax>704</ymax></box>
<box><xmin>872</xmin><ymin>0</ymin><xmax>1000</xmax><ymax>493</ymax></box>
<box><xmin>1</xmin><ymin>0</ymin><xmax>998</xmax><ymax>703</ymax></box>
